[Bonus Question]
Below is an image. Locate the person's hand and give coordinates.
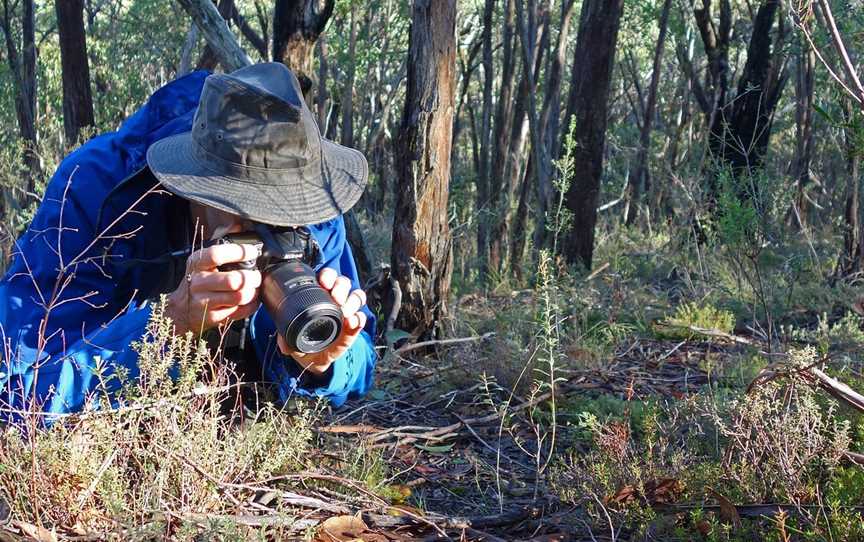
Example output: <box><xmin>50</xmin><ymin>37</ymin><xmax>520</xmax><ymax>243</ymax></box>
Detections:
<box><xmin>277</xmin><ymin>267</ymin><xmax>368</xmax><ymax>375</ymax></box>
<box><xmin>164</xmin><ymin>243</ymin><xmax>262</xmax><ymax>335</ymax></box>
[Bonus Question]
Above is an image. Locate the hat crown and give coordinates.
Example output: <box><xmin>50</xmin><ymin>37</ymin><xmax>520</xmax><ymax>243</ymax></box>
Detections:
<box><xmin>191</xmin><ymin>63</ymin><xmax>320</xmax><ymax>173</ymax></box>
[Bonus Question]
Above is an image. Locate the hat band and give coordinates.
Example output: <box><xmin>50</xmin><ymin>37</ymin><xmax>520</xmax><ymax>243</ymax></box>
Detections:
<box><xmin>191</xmin><ymin>137</ymin><xmax>322</xmax><ymax>186</ymax></box>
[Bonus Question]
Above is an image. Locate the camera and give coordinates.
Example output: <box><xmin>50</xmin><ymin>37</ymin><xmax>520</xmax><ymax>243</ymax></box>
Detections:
<box><xmin>217</xmin><ymin>224</ymin><xmax>343</xmax><ymax>354</ymax></box>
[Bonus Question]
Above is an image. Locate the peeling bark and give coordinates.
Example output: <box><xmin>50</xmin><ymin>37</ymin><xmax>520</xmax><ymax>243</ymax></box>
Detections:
<box><xmin>390</xmin><ymin>0</ymin><xmax>457</xmax><ymax>336</ymax></box>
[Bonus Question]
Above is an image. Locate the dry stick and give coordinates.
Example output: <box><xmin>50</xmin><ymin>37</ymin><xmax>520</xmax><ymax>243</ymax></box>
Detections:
<box><xmin>395</xmin><ymin>332</ymin><xmax>496</xmax><ymax>355</ymax></box>
<box><xmin>652</xmin><ymin>322</ymin><xmax>754</xmax><ymax>345</ymax></box>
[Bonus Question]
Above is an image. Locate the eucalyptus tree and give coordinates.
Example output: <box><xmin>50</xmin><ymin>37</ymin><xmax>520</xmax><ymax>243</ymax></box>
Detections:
<box><xmin>390</xmin><ymin>0</ymin><xmax>457</xmax><ymax>335</ymax></box>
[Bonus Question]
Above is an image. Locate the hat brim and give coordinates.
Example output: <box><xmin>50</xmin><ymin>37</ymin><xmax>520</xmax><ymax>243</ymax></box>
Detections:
<box><xmin>146</xmin><ymin>132</ymin><xmax>368</xmax><ymax>226</ymax></box>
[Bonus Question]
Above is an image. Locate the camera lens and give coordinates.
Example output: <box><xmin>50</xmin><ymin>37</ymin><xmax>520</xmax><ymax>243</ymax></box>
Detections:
<box><xmin>260</xmin><ymin>261</ymin><xmax>343</xmax><ymax>354</ymax></box>
<box><xmin>300</xmin><ymin>318</ymin><xmax>338</xmax><ymax>345</ymax></box>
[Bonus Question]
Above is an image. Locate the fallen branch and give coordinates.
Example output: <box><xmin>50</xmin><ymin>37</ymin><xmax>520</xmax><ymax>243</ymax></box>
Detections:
<box><xmin>808</xmin><ymin>366</ymin><xmax>864</xmax><ymax>413</ymax></box>
<box><xmin>653</xmin><ymin>322</ymin><xmax>754</xmax><ymax>345</ymax></box>
<box><xmin>395</xmin><ymin>332</ymin><xmax>496</xmax><ymax>355</ymax></box>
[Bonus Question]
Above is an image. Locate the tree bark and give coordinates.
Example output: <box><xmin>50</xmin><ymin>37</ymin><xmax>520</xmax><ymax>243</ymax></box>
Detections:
<box><xmin>528</xmin><ymin>0</ymin><xmax>574</xmax><ymax>255</ymax></box>
<box><xmin>316</xmin><ymin>34</ymin><xmax>329</xmax><ymax>128</ymax></box>
<box><xmin>230</xmin><ymin>2</ymin><xmax>267</xmax><ymax>58</ymax></box>
<box><xmin>624</xmin><ymin>0</ymin><xmax>672</xmax><ymax>225</ymax></box>
<box><xmin>792</xmin><ymin>44</ymin><xmax>815</xmax><ymax>228</ymax></box>
<box><xmin>560</xmin><ymin>0</ymin><xmax>625</xmax><ymax>269</ymax></box>
<box><xmin>272</xmin><ymin>0</ymin><xmax>335</xmax><ymax>100</ymax></box>
<box><xmin>716</xmin><ymin>0</ymin><xmax>787</xmax><ymax>178</ymax></box>
<box><xmin>839</xmin><ymin>103</ymin><xmax>863</xmax><ymax>276</ymax></box>
<box><xmin>0</xmin><ymin>0</ymin><xmax>39</xmax><ymax>208</ymax></box>
<box><xmin>340</xmin><ymin>3</ymin><xmax>358</xmax><ymax>148</ymax></box>
<box><xmin>476</xmin><ymin>0</ymin><xmax>495</xmax><ymax>275</ymax></box>
<box><xmin>693</xmin><ymin>0</ymin><xmax>788</xmax><ymax>202</ymax></box>
<box><xmin>390</xmin><ymin>0</ymin><xmax>456</xmax><ymax>336</ymax></box>
<box><xmin>487</xmin><ymin>0</ymin><xmax>517</xmax><ymax>273</ymax></box>
<box><xmin>196</xmin><ymin>0</ymin><xmax>235</xmax><ymax>71</ymax></box>
<box><xmin>176</xmin><ymin>0</ymin><xmax>252</xmax><ymax>71</ymax></box>
<box><xmin>513</xmin><ymin>0</ymin><xmax>551</xmax><ymax>253</ymax></box>
<box><xmin>54</xmin><ymin>0</ymin><xmax>95</xmax><ymax>145</ymax></box>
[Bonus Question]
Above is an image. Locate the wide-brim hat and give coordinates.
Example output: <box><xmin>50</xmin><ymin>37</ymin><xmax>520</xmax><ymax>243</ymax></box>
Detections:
<box><xmin>146</xmin><ymin>63</ymin><xmax>368</xmax><ymax>226</ymax></box>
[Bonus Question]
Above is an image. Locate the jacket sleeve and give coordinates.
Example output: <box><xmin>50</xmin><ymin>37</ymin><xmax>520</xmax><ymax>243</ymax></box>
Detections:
<box><xmin>248</xmin><ymin>217</ymin><xmax>377</xmax><ymax>407</ymax></box>
<box><xmin>0</xmin><ymin>148</ymin><xmax>156</xmax><ymax>420</ymax></box>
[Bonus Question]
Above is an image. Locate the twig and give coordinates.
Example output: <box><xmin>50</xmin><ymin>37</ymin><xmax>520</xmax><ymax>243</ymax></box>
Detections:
<box><xmin>395</xmin><ymin>332</ymin><xmax>496</xmax><ymax>355</ymax></box>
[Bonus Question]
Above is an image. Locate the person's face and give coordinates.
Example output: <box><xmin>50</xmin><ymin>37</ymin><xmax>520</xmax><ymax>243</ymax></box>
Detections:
<box><xmin>189</xmin><ymin>201</ymin><xmax>254</xmax><ymax>240</ymax></box>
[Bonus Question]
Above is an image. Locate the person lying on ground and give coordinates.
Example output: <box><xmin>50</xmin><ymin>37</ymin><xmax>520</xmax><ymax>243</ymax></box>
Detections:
<box><xmin>0</xmin><ymin>63</ymin><xmax>376</xmax><ymax>419</ymax></box>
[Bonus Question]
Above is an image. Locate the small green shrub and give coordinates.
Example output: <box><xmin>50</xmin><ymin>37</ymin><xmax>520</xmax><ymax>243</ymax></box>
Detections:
<box><xmin>655</xmin><ymin>302</ymin><xmax>736</xmax><ymax>340</ymax></box>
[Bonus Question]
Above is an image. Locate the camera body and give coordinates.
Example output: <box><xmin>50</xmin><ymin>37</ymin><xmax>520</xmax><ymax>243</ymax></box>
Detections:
<box><xmin>219</xmin><ymin>225</ymin><xmax>343</xmax><ymax>354</ymax></box>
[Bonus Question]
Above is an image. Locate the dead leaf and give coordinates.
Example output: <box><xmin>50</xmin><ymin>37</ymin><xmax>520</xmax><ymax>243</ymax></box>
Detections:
<box><xmin>316</xmin><ymin>513</ymin><xmax>369</xmax><ymax>542</ymax></box>
<box><xmin>607</xmin><ymin>484</ymin><xmax>637</xmax><ymax>504</ymax></box>
<box><xmin>607</xmin><ymin>478</ymin><xmax>684</xmax><ymax>506</ymax></box>
<box><xmin>14</xmin><ymin>521</ymin><xmax>57</xmax><ymax>542</ymax></box>
<box><xmin>644</xmin><ymin>478</ymin><xmax>685</xmax><ymax>504</ymax></box>
<box><xmin>706</xmin><ymin>486</ymin><xmax>742</xmax><ymax>530</ymax></box>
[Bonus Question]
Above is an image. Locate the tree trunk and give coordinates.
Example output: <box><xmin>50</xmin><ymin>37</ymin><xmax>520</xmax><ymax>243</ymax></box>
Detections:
<box><xmin>487</xmin><ymin>0</ymin><xmax>517</xmax><ymax>273</ymax></box>
<box><xmin>509</xmin><ymin>150</ymin><xmax>533</xmax><ymax>277</ymax></box>
<box><xmin>693</xmin><ymin>0</ymin><xmax>788</xmax><ymax>204</ymax></box>
<box><xmin>560</xmin><ymin>0</ymin><xmax>625</xmax><ymax>270</ymax></box>
<box><xmin>340</xmin><ymin>3</ymin><xmax>358</xmax><ymax>148</ymax></box>
<box><xmin>0</xmin><ymin>0</ymin><xmax>39</xmax><ymax>208</ymax></box>
<box><xmin>56</xmin><ymin>0</ymin><xmax>96</xmax><ymax>144</ymax></box>
<box><xmin>791</xmin><ymin>44</ymin><xmax>815</xmax><ymax>228</ymax></box>
<box><xmin>196</xmin><ymin>0</ymin><xmax>235</xmax><ymax>71</ymax></box>
<box><xmin>476</xmin><ymin>0</ymin><xmax>495</xmax><ymax>276</ymax></box>
<box><xmin>717</xmin><ymin>0</ymin><xmax>787</xmax><ymax>178</ymax></box>
<box><xmin>839</xmin><ymin>103</ymin><xmax>863</xmax><ymax>276</ymax></box>
<box><xmin>624</xmin><ymin>0</ymin><xmax>672</xmax><ymax>225</ymax></box>
<box><xmin>272</xmin><ymin>0</ymin><xmax>335</xmax><ymax>100</ymax></box>
<box><xmin>513</xmin><ymin>0</ymin><xmax>551</xmax><ymax>253</ymax></box>
<box><xmin>316</xmin><ymin>34</ymin><xmax>329</xmax><ymax>128</ymax></box>
<box><xmin>390</xmin><ymin>0</ymin><xmax>456</xmax><ymax>336</ymax></box>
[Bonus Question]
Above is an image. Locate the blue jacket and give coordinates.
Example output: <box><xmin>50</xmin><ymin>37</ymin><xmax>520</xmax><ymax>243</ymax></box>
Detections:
<box><xmin>0</xmin><ymin>71</ymin><xmax>376</xmax><ymax>419</ymax></box>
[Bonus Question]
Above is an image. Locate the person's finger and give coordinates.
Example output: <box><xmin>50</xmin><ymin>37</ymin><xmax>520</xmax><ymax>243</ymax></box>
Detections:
<box><xmin>340</xmin><ymin>289</ymin><xmax>367</xmax><ymax>317</ymax></box>
<box><xmin>208</xmin><ymin>299</ymin><xmax>260</xmax><ymax>325</ymax></box>
<box><xmin>191</xmin><ymin>269</ymin><xmax>262</xmax><ymax>293</ymax></box>
<box><xmin>318</xmin><ymin>267</ymin><xmax>338</xmax><ymax>290</ymax></box>
<box><xmin>277</xmin><ymin>334</ymin><xmax>291</xmax><ymax>356</ymax></box>
<box><xmin>193</xmin><ymin>290</ymin><xmax>245</xmax><ymax>309</ymax></box>
<box><xmin>347</xmin><ymin>311</ymin><xmax>367</xmax><ymax>331</ymax></box>
<box><xmin>330</xmin><ymin>276</ymin><xmax>352</xmax><ymax>306</ymax></box>
<box><xmin>228</xmin><ymin>299</ymin><xmax>261</xmax><ymax>322</ymax></box>
<box><xmin>188</xmin><ymin>243</ymin><xmax>259</xmax><ymax>271</ymax></box>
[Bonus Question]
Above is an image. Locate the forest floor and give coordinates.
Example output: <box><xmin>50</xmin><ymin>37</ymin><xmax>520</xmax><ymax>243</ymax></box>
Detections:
<box><xmin>1</xmin><ymin>231</ymin><xmax>864</xmax><ymax>541</ymax></box>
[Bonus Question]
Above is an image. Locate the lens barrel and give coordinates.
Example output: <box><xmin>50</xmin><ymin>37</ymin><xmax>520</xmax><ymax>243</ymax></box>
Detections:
<box><xmin>260</xmin><ymin>260</ymin><xmax>343</xmax><ymax>354</ymax></box>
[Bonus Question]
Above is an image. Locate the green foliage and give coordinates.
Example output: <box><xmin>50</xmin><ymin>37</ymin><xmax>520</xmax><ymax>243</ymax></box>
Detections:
<box><xmin>789</xmin><ymin>311</ymin><xmax>864</xmax><ymax>355</ymax></box>
<box><xmin>657</xmin><ymin>301</ymin><xmax>736</xmax><ymax>339</ymax></box>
